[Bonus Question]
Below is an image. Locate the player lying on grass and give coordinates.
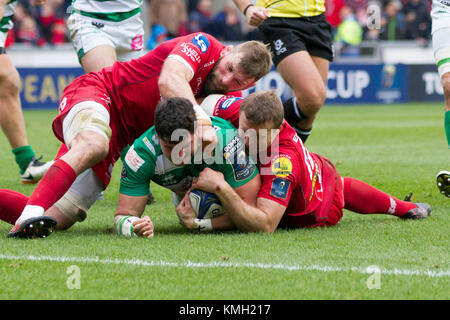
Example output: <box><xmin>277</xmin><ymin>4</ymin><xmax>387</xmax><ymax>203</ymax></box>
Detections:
<box><xmin>1</xmin><ymin>32</ymin><xmax>271</xmax><ymax>239</ymax></box>
<box><xmin>115</xmin><ymin>97</ymin><xmax>260</xmax><ymax>237</ymax></box>
<box><xmin>0</xmin><ymin>97</ymin><xmax>260</xmax><ymax>237</ymax></box>
<box><xmin>175</xmin><ymin>91</ymin><xmax>431</xmax><ymax>233</ymax></box>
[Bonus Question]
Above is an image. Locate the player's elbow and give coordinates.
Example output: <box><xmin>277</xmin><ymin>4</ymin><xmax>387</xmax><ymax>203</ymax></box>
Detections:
<box><xmin>158</xmin><ymin>74</ymin><xmax>171</xmax><ymax>96</ymax></box>
<box><xmin>261</xmin><ymin>220</ymin><xmax>278</xmax><ymax>233</ymax></box>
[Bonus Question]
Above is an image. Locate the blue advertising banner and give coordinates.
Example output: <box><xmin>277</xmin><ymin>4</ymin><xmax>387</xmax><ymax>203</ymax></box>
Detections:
<box><xmin>408</xmin><ymin>64</ymin><xmax>444</xmax><ymax>102</ymax></box>
<box><xmin>244</xmin><ymin>63</ymin><xmax>409</xmax><ymax>104</ymax></box>
<box><xmin>18</xmin><ymin>67</ymin><xmax>84</xmax><ymax>109</ymax></box>
<box><xmin>17</xmin><ymin>63</ymin><xmax>427</xmax><ymax>109</ymax></box>
<box><xmin>326</xmin><ymin>64</ymin><xmax>409</xmax><ymax>104</ymax></box>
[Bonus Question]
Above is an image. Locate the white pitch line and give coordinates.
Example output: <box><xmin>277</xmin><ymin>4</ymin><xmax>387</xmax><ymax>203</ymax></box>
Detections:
<box><xmin>0</xmin><ymin>254</ymin><xmax>449</xmax><ymax>278</ymax></box>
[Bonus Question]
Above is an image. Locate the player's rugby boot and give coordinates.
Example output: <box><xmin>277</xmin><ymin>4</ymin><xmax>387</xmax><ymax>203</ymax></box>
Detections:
<box><xmin>436</xmin><ymin>170</ymin><xmax>450</xmax><ymax>198</ymax></box>
<box><xmin>401</xmin><ymin>193</ymin><xmax>431</xmax><ymax>220</ymax></box>
<box><xmin>7</xmin><ymin>216</ymin><xmax>56</xmax><ymax>239</ymax></box>
<box><xmin>20</xmin><ymin>156</ymin><xmax>54</xmax><ymax>184</ymax></box>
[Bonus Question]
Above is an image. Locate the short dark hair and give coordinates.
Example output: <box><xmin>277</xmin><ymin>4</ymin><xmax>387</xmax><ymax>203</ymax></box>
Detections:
<box><xmin>234</xmin><ymin>41</ymin><xmax>272</xmax><ymax>81</ymax></box>
<box><xmin>239</xmin><ymin>91</ymin><xmax>284</xmax><ymax>128</ymax></box>
<box><xmin>154</xmin><ymin>97</ymin><xmax>196</xmax><ymax>143</ymax></box>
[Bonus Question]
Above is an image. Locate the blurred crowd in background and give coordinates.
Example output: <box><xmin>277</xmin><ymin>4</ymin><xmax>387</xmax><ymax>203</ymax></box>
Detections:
<box><xmin>3</xmin><ymin>0</ymin><xmax>432</xmax><ymax>50</ymax></box>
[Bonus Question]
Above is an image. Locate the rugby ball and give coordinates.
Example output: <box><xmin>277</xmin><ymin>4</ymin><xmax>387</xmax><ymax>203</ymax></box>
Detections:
<box><xmin>189</xmin><ymin>190</ymin><xmax>224</xmax><ymax>219</ymax></box>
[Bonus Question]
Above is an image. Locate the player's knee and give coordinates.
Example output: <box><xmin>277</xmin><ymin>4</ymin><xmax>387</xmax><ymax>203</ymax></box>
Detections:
<box><xmin>65</xmin><ymin>107</ymin><xmax>111</xmax><ymax>160</ymax></box>
<box><xmin>442</xmin><ymin>73</ymin><xmax>450</xmax><ymax>97</ymax></box>
<box><xmin>0</xmin><ymin>70</ymin><xmax>21</xmax><ymax>96</ymax></box>
<box><xmin>295</xmin><ymin>84</ymin><xmax>326</xmax><ymax>114</ymax></box>
<box><xmin>72</xmin><ymin>133</ymin><xmax>109</xmax><ymax>163</ymax></box>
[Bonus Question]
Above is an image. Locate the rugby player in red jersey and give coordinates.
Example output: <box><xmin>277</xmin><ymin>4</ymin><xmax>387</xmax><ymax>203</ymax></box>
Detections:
<box><xmin>176</xmin><ymin>91</ymin><xmax>431</xmax><ymax>232</ymax></box>
<box><xmin>2</xmin><ymin>33</ymin><xmax>271</xmax><ymax>238</ymax></box>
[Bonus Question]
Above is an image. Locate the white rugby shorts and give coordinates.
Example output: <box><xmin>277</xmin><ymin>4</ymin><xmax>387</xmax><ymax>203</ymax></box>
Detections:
<box><xmin>67</xmin><ymin>12</ymin><xmax>145</xmax><ymax>62</ymax></box>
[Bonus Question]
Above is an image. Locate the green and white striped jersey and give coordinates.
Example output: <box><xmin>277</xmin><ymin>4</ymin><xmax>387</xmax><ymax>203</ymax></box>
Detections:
<box><xmin>120</xmin><ymin>117</ymin><xmax>258</xmax><ymax>197</ymax></box>
<box><xmin>0</xmin><ymin>0</ymin><xmax>17</xmax><ymax>34</ymax></box>
<box><xmin>71</xmin><ymin>0</ymin><xmax>142</xmax><ymax>22</ymax></box>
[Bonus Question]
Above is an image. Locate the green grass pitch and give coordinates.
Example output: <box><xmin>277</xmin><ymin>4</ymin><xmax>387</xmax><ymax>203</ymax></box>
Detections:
<box><xmin>0</xmin><ymin>103</ymin><xmax>448</xmax><ymax>300</ymax></box>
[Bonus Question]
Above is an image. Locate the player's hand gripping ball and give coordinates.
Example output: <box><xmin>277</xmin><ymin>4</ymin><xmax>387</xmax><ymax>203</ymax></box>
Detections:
<box><xmin>189</xmin><ymin>190</ymin><xmax>224</xmax><ymax>219</ymax></box>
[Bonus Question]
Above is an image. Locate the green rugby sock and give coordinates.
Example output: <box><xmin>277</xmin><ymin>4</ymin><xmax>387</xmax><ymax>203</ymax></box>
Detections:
<box><xmin>12</xmin><ymin>145</ymin><xmax>35</xmax><ymax>174</ymax></box>
<box><xmin>446</xmin><ymin>110</ymin><xmax>450</xmax><ymax>149</ymax></box>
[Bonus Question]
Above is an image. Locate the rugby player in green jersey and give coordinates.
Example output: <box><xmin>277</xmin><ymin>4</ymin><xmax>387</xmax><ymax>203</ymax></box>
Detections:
<box><xmin>114</xmin><ymin>97</ymin><xmax>260</xmax><ymax>238</ymax></box>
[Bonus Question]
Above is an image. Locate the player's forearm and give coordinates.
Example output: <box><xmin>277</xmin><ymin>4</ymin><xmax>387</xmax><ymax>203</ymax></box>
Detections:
<box><xmin>232</xmin><ymin>0</ymin><xmax>253</xmax><ymax>14</ymax></box>
<box><xmin>215</xmin><ymin>182</ymin><xmax>275</xmax><ymax>233</ymax></box>
<box><xmin>211</xmin><ymin>213</ymin><xmax>236</xmax><ymax>230</ymax></box>
<box><xmin>158</xmin><ymin>72</ymin><xmax>198</xmax><ymax>106</ymax></box>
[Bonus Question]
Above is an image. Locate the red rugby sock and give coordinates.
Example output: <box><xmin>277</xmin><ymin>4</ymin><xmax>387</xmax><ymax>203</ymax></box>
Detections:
<box><xmin>27</xmin><ymin>159</ymin><xmax>77</xmax><ymax>211</ymax></box>
<box><xmin>55</xmin><ymin>143</ymin><xmax>69</xmax><ymax>160</ymax></box>
<box><xmin>0</xmin><ymin>189</ymin><xmax>29</xmax><ymax>225</ymax></box>
<box><xmin>343</xmin><ymin>177</ymin><xmax>417</xmax><ymax>216</ymax></box>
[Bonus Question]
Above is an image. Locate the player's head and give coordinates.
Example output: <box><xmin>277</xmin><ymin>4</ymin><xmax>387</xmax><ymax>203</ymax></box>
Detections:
<box><xmin>238</xmin><ymin>90</ymin><xmax>283</xmax><ymax>154</ymax></box>
<box><xmin>155</xmin><ymin>97</ymin><xmax>197</xmax><ymax>165</ymax></box>
<box><xmin>205</xmin><ymin>41</ymin><xmax>272</xmax><ymax>94</ymax></box>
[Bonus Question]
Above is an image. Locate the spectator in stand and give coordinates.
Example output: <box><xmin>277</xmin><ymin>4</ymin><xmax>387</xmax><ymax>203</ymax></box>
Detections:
<box><xmin>147</xmin><ymin>0</ymin><xmax>188</xmax><ymax>49</ymax></box>
<box><xmin>147</xmin><ymin>24</ymin><xmax>171</xmax><ymax>50</ymax></box>
<box><xmin>37</xmin><ymin>0</ymin><xmax>57</xmax><ymax>45</ymax></box>
<box><xmin>334</xmin><ymin>6</ymin><xmax>363</xmax><ymax>56</ymax></box>
<box><xmin>210</xmin><ymin>1</ymin><xmax>244</xmax><ymax>42</ymax></box>
<box><xmin>402</xmin><ymin>0</ymin><xmax>430</xmax><ymax>44</ymax></box>
<box><xmin>345</xmin><ymin>0</ymin><xmax>368</xmax><ymax>13</ymax></box>
<box><xmin>51</xmin><ymin>18</ymin><xmax>66</xmax><ymax>45</ymax></box>
<box><xmin>187</xmin><ymin>0</ymin><xmax>199</xmax><ymax>14</ymax></box>
<box><xmin>325</xmin><ymin>0</ymin><xmax>345</xmax><ymax>36</ymax></box>
<box><xmin>187</xmin><ymin>0</ymin><xmax>213</xmax><ymax>34</ymax></box>
<box><xmin>345</xmin><ymin>0</ymin><xmax>369</xmax><ymax>31</ymax></box>
<box><xmin>379</xmin><ymin>1</ymin><xmax>405</xmax><ymax>40</ymax></box>
<box><xmin>16</xmin><ymin>14</ymin><xmax>40</xmax><ymax>45</ymax></box>
<box><xmin>15</xmin><ymin>0</ymin><xmax>67</xmax><ymax>46</ymax></box>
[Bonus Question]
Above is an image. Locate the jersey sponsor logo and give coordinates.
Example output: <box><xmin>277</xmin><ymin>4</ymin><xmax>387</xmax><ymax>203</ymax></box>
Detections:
<box><xmin>223</xmin><ymin>135</ymin><xmax>245</xmax><ymax>159</ymax></box>
<box><xmin>270</xmin><ymin>177</ymin><xmax>291</xmax><ymax>199</ymax></box>
<box><xmin>180</xmin><ymin>42</ymin><xmax>201</xmax><ymax>64</ymax></box>
<box><xmin>142</xmin><ymin>137</ymin><xmax>155</xmax><ymax>155</ymax></box>
<box><xmin>131</xmin><ymin>34</ymin><xmax>144</xmax><ymax>51</ymax></box>
<box><xmin>125</xmin><ymin>146</ymin><xmax>145</xmax><ymax>172</ymax></box>
<box><xmin>272</xmin><ymin>156</ymin><xmax>293</xmax><ymax>177</ymax></box>
<box><xmin>219</xmin><ymin>97</ymin><xmax>242</xmax><ymax>110</ymax></box>
<box><xmin>191</xmin><ymin>33</ymin><xmax>210</xmax><ymax>53</ymax></box>
<box><xmin>194</xmin><ymin>77</ymin><xmax>203</xmax><ymax>95</ymax></box>
<box><xmin>202</xmin><ymin>59</ymin><xmax>216</xmax><ymax>69</ymax></box>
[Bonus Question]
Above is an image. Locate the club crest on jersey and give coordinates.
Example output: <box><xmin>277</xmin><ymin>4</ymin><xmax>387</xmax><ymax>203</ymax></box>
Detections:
<box><xmin>220</xmin><ymin>97</ymin><xmax>242</xmax><ymax>110</ymax></box>
<box><xmin>272</xmin><ymin>156</ymin><xmax>293</xmax><ymax>177</ymax></box>
<box><xmin>191</xmin><ymin>33</ymin><xmax>210</xmax><ymax>53</ymax></box>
